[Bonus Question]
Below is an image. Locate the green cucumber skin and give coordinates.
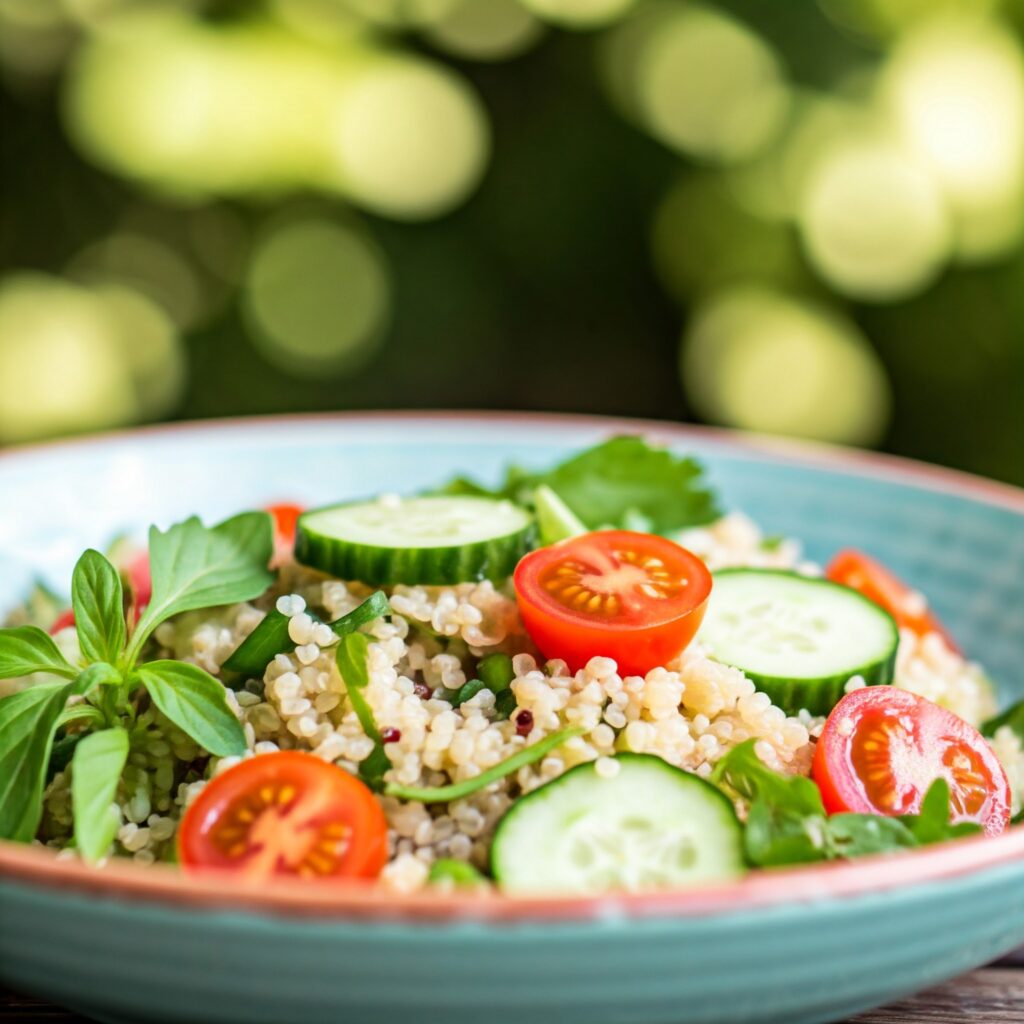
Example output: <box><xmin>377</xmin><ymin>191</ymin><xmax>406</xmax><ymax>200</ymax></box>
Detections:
<box><xmin>742</xmin><ymin>656</ymin><xmax>896</xmax><ymax>717</ymax></box>
<box><xmin>295</xmin><ymin>520</ymin><xmax>536</xmax><ymax>586</ymax></box>
<box><xmin>706</xmin><ymin>568</ymin><xmax>899</xmax><ymax>717</ymax></box>
<box><xmin>491</xmin><ymin>753</ymin><xmax>744</xmax><ymax>888</ymax></box>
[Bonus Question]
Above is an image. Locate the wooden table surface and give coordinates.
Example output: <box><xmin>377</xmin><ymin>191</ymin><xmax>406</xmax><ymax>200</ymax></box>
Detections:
<box><xmin>4</xmin><ymin>962</ymin><xmax>1023</xmax><ymax>1022</ymax></box>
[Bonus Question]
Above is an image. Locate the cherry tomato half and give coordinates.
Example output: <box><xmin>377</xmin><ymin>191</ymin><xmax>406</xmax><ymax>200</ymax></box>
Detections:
<box><xmin>813</xmin><ymin>687</ymin><xmax>1010</xmax><ymax>836</ymax></box>
<box><xmin>826</xmin><ymin>549</ymin><xmax>960</xmax><ymax>654</ymax></box>
<box><xmin>513</xmin><ymin>530</ymin><xmax>712</xmax><ymax>676</ymax></box>
<box><xmin>267</xmin><ymin>503</ymin><xmax>304</xmax><ymax>565</ymax></box>
<box><xmin>178</xmin><ymin>752</ymin><xmax>388</xmax><ymax>881</ymax></box>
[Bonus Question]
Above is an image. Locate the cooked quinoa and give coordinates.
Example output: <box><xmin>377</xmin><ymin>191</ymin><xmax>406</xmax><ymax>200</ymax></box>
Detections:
<box><xmin>34</xmin><ymin>510</ymin><xmax>1018</xmax><ymax>890</ymax></box>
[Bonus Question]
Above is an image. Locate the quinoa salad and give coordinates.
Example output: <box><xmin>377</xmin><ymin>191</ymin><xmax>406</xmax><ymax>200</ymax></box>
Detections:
<box><xmin>2</xmin><ymin>436</ymin><xmax>1021</xmax><ymax>895</ymax></box>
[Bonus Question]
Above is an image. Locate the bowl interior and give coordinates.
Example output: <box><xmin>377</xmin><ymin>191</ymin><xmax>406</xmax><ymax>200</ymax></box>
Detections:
<box><xmin>1</xmin><ymin>413</ymin><xmax>1022</xmax><ymax>705</ymax></box>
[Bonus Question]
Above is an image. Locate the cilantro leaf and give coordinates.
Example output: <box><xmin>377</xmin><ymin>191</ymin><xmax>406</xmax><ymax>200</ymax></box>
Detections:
<box><xmin>436</xmin><ymin>436</ymin><xmax>720</xmax><ymax>535</ymax></box>
<box><xmin>126</xmin><ymin>512</ymin><xmax>274</xmax><ymax>666</ymax></box>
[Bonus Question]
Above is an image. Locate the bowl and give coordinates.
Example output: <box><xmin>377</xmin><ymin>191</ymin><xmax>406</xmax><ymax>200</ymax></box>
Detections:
<box><xmin>1</xmin><ymin>412</ymin><xmax>1023</xmax><ymax>1024</ymax></box>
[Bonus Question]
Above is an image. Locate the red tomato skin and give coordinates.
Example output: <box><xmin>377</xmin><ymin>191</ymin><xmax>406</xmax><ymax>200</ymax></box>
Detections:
<box><xmin>826</xmin><ymin>549</ymin><xmax>960</xmax><ymax>654</ymax></box>
<box><xmin>48</xmin><ymin>609</ymin><xmax>76</xmax><ymax>635</ymax></box>
<box><xmin>513</xmin><ymin>531</ymin><xmax>712</xmax><ymax>677</ymax></box>
<box><xmin>178</xmin><ymin>751</ymin><xmax>388</xmax><ymax>881</ymax></box>
<box><xmin>813</xmin><ymin>688</ymin><xmax>1011</xmax><ymax>837</ymax></box>
<box><xmin>267</xmin><ymin>503</ymin><xmax>304</xmax><ymax>566</ymax></box>
<box><xmin>516</xmin><ymin>595</ymin><xmax>709</xmax><ymax>677</ymax></box>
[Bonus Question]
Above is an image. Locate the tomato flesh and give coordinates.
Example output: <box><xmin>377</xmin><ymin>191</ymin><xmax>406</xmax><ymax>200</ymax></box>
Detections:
<box><xmin>178</xmin><ymin>751</ymin><xmax>387</xmax><ymax>880</ymax></box>
<box><xmin>813</xmin><ymin>687</ymin><xmax>1010</xmax><ymax>836</ymax></box>
<box><xmin>513</xmin><ymin>530</ymin><xmax>712</xmax><ymax>676</ymax></box>
<box><xmin>826</xmin><ymin>549</ymin><xmax>959</xmax><ymax>653</ymax></box>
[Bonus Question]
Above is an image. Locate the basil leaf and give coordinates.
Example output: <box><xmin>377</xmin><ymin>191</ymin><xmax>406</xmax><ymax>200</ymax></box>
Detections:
<box><xmin>127</xmin><ymin>512</ymin><xmax>274</xmax><ymax>665</ymax></box>
<box><xmin>134</xmin><ymin>660</ymin><xmax>246</xmax><ymax>757</ymax></box>
<box><xmin>74</xmin><ymin>661</ymin><xmax>122</xmax><ymax>696</ymax></box>
<box><xmin>385</xmin><ymin>727</ymin><xmax>584</xmax><ymax>804</ymax></box>
<box><xmin>0</xmin><ymin>680</ymin><xmax>75</xmax><ymax>840</ymax></box>
<box><xmin>71</xmin><ymin>549</ymin><xmax>126</xmax><ymax>666</ymax></box>
<box><xmin>0</xmin><ymin>626</ymin><xmax>77</xmax><ymax>680</ymax></box>
<box><xmin>71</xmin><ymin>727</ymin><xmax>129</xmax><ymax>863</ymax></box>
<box><xmin>982</xmin><ymin>699</ymin><xmax>1024</xmax><ymax>745</ymax></box>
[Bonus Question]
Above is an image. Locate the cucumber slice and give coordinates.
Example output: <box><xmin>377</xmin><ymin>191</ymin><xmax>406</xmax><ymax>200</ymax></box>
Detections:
<box><xmin>533</xmin><ymin>485</ymin><xmax>587</xmax><ymax>545</ymax></box>
<box><xmin>295</xmin><ymin>496</ymin><xmax>535</xmax><ymax>585</ymax></box>
<box><xmin>491</xmin><ymin>754</ymin><xmax>745</xmax><ymax>894</ymax></box>
<box><xmin>698</xmin><ymin>569</ymin><xmax>899</xmax><ymax>716</ymax></box>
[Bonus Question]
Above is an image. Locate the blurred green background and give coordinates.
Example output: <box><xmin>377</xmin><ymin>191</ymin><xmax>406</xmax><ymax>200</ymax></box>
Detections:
<box><xmin>1</xmin><ymin>0</ymin><xmax>1022</xmax><ymax>484</ymax></box>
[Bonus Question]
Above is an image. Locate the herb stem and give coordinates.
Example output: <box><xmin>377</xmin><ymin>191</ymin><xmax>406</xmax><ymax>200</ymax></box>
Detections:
<box><xmin>384</xmin><ymin>726</ymin><xmax>584</xmax><ymax>804</ymax></box>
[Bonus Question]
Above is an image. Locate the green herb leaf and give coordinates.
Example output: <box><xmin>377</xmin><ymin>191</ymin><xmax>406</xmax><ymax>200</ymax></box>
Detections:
<box><xmin>493</xmin><ymin>689</ymin><xmax>518</xmax><ymax>720</ymax></box>
<box><xmin>897</xmin><ymin>778</ymin><xmax>983</xmax><ymax>845</ymax></box>
<box><xmin>127</xmin><ymin>512</ymin><xmax>274</xmax><ymax>665</ymax></box>
<box><xmin>712</xmin><ymin>740</ymin><xmax>826</xmax><ymax>817</ymax></box>
<box><xmin>0</xmin><ymin>625</ymin><xmax>77</xmax><ymax>680</ymax></box>
<box><xmin>428</xmin><ymin>858</ymin><xmax>488</xmax><ymax>887</ymax></box>
<box><xmin>744</xmin><ymin>799</ymin><xmax>827</xmax><ymax>867</ymax></box>
<box><xmin>982</xmin><ymin>699</ymin><xmax>1024</xmax><ymax>745</ymax></box>
<box><xmin>73</xmin><ymin>661</ymin><xmax>122</xmax><ymax>697</ymax></box>
<box><xmin>524</xmin><ymin>436</ymin><xmax>720</xmax><ymax>532</ymax></box>
<box><xmin>385</xmin><ymin>726</ymin><xmax>584</xmax><ymax>804</ymax></box>
<box><xmin>224</xmin><ymin>591</ymin><xmax>390</xmax><ymax>683</ymax></box>
<box><xmin>71</xmin><ymin>549</ymin><xmax>126</xmax><ymax>666</ymax></box>
<box><xmin>336</xmin><ymin>632</ymin><xmax>390</xmax><ymax>788</ymax></box>
<box><xmin>533</xmin><ymin>484</ymin><xmax>588</xmax><ymax>545</ymax></box>
<box><xmin>826</xmin><ymin>814</ymin><xmax>918</xmax><ymax>857</ymax></box>
<box><xmin>435</xmin><ymin>436</ymin><xmax>720</xmax><ymax>534</ymax></box>
<box><xmin>477</xmin><ymin>652</ymin><xmax>514</xmax><ymax>693</ymax></box>
<box><xmin>134</xmin><ymin>660</ymin><xmax>246</xmax><ymax>757</ymax></box>
<box><xmin>71</xmin><ymin>727</ymin><xmax>129</xmax><ymax>863</ymax></box>
<box><xmin>0</xmin><ymin>680</ymin><xmax>75</xmax><ymax>840</ymax></box>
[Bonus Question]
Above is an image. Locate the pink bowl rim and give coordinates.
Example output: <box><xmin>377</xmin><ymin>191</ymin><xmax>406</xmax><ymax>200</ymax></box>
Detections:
<box><xmin>1</xmin><ymin>410</ymin><xmax>1022</xmax><ymax>922</ymax></box>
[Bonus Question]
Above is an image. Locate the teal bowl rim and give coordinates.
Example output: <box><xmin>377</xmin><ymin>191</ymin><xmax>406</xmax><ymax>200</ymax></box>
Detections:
<box><xmin>1</xmin><ymin>410</ymin><xmax>1022</xmax><ymax>923</ymax></box>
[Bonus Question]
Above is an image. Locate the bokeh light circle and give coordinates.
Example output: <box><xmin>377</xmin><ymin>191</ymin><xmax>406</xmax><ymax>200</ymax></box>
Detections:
<box><xmin>680</xmin><ymin>287</ymin><xmax>891</xmax><ymax>445</ymax></box>
<box><xmin>521</xmin><ymin>0</ymin><xmax>636</xmax><ymax>30</ymax></box>
<box><xmin>0</xmin><ymin>274</ymin><xmax>136</xmax><ymax>443</ymax></box>
<box><xmin>882</xmin><ymin>17</ymin><xmax>1024</xmax><ymax>262</ymax></box>
<box><xmin>329</xmin><ymin>58</ymin><xmax>490</xmax><ymax>219</ymax></box>
<box><xmin>243</xmin><ymin>220</ymin><xmax>391</xmax><ymax>379</ymax></box>
<box><xmin>799</xmin><ymin>141</ymin><xmax>951</xmax><ymax>301</ymax></box>
<box><xmin>635</xmin><ymin>5</ymin><xmax>790</xmax><ymax>164</ymax></box>
<box><xmin>426</xmin><ymin>0</ymin><xmax>544</xmax><ymax>62</ymax></box>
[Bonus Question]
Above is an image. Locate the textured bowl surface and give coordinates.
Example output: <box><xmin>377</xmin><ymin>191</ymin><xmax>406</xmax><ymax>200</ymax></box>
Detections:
<box><xmin>1</xmin><ymin>412</ymin><xmax>1023</xmax><ymax>1024</ymax></box>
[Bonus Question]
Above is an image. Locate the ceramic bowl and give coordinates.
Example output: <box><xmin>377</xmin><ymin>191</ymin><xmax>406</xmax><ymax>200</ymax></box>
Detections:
<box><xmin>1</xmin><ymin>413</ymin><xmax>1023</xmax><ymax>1024</ymax></box>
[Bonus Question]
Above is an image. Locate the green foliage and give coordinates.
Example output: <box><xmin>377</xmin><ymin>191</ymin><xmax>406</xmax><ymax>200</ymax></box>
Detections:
<box><xmin>72</xmin><ymin>549</ymin><xmax>126</xmax><ymax>666</ymax></box>
<box><xmin>0</xmin><ymin>511</ymin><xmax>274</xmax><ymax>847</ymax></box>
<box><xmin>428</xmin><ymin>858</ymin><xmax>488</xmax><ymax>887</ymax></box>
<box><xmin>336</xmin><ymin>631</ymin><xmax>389</xmax><ymax>790</ymax></box>
<box><xmin>71</xmin><ymin>728</ymin><xmax>130</xmax><ymax>863</ymax></box>
<box><xmin>0</xmin><ymin>681</ymin><xmax>77</xmax><ymax>840</ymax></box>
<box><xmin>983</xmin><ymin>699</ymin><xmax>1024</xmax><ymax>745</ymax></box>
<box><xmin>134</xmin><ymin>661</ymin><xmax>246</xmax><ymax>758</ymax></box>
<box><xmin>712</xmin><ymin>740</ymin><xmax>979</xmax><ymax>868</ymax></box>
<box><xmin>0</xmin><ymin>626</ymin><xmax>76</xmax><ymax>680</ymax></box>
<box><xmin>128</xmin><ymin>511</ymin><xmax>274</xmax><ymax>663</ymax></box>
<box><xmin>438</xmin><ymin>437</ymin><xmax>721</xmax><ymax>535</ymax></box>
